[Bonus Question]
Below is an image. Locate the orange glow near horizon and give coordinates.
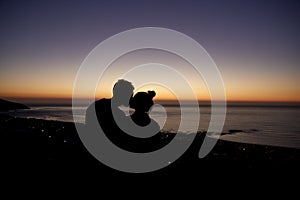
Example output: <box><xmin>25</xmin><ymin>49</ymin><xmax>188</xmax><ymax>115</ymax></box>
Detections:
<box><xmin>1</xmin><ymin>85</ymin><xmax>300</xmax><ymax>102</ymax></box>
<box><xmin>1</xmin><ymin>50</ymin><xmax>299</xmax><ymax>103</ymax></box>
<box><xmin>1</xmin><ymin>72</ymin><xmax>300</xmax><ymax>102</ymax></box>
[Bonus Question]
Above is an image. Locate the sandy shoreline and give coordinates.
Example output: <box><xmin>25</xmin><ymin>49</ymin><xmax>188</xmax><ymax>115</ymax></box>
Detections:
<box><xmin>1</xmin><ymin>114</ymin><xmax>299</xmax><ymax>177</ymax></box>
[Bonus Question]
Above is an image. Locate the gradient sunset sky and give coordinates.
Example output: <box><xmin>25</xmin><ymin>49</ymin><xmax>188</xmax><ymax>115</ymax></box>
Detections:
<box><xmin>1</xmin><ymin>0</ymin><xmax>299</xmax><ymax>102</ymax></box>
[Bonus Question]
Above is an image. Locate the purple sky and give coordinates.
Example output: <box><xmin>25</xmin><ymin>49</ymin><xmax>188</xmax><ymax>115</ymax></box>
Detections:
<box><xmin>0</xmin><ymin>0</ymin><xmax>299</xmax><ymax>101</ymax></box>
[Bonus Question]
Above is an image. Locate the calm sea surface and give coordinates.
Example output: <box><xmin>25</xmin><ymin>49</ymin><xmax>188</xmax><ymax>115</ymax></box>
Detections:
<box><xmin>7</xmin><ymin>102</ymin><xmax>300</xmax><ymax>149</ymax></box>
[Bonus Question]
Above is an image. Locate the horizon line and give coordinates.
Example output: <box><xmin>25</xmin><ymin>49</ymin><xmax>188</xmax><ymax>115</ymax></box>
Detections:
<box><xmin>1</xmin><ymin>96</ymin><xmax>300</xmax><ymax>104</ymax></box>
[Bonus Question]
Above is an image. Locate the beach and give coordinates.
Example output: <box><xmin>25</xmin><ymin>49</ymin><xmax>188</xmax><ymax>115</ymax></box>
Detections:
<box><xmin>1</xmin><ymin>113</ymin><xmax>299</xmax><ymax>179</ymax></box>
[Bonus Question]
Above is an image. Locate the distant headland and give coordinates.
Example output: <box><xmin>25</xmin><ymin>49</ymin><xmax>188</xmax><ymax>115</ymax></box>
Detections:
<box><xmin>0</xmin><ymin>99</ymin><xmax>30</xmax><ymax>111</ymax></box>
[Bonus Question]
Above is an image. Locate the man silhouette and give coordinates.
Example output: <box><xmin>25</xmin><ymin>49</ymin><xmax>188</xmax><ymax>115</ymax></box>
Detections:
<box><xmin>85</xmin><ymin>79</ymin><xmax>134</xmax><ymax>142</ymax></box>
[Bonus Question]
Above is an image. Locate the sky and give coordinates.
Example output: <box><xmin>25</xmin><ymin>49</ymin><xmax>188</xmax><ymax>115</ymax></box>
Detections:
<box><xmin>0</xmin><ymin>0</ymin><xmax>300</xmax><ymax>102</ymax></box>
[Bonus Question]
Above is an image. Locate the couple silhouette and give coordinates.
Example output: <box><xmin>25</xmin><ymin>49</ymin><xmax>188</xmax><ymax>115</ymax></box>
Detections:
<box><xmin>85</xmin><ymin>79</ymin><xmax>164</xmax><ymax>152</ymax></box>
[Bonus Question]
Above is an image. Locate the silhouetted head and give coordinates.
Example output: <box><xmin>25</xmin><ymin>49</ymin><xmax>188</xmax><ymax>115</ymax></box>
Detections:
<box><xmin>112</xmin><ymin>79</ymin><xmax>134</xmax><ymax>106</ymax></box>
<box><xmin>130</xmin><ymin>91</ymin><xmax>156</xmax><ymax>113</ymax></box>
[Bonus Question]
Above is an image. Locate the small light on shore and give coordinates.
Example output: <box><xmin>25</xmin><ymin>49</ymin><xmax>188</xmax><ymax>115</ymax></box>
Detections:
<box><xmin>168</xmin><ymin>161</ymin><xmax>171</xmax><ymax>164</ymax></box>
<box><xmin>64</xmin><ymin>140</ymin><xmax>67</xmax><ymax>143</ymax></box>
<box><xmin>48</xmin><ymin>135</ymin><xmax>51</xmax><ymax>138</ymax></box>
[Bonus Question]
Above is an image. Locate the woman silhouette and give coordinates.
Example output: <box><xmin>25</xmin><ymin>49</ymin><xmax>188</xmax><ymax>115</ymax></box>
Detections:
<box><xmin>120</xmin><ymin>90</ymin><xmax>166</xmax><ymax>152</ymax></box>
<box><xmin>129</xmin><ymin>91</ymin><xmax>160</xmax><ymax>131</ymax></box>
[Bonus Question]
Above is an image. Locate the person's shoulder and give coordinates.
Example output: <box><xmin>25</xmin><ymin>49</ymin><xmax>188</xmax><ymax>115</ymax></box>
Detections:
<box><xmin>95</xmin><ymin>98</ymin><xmax>111</xmax><ymax>106</ymax></box>
<box><xmin>95</xmin><ymin>98</ymin><xmax>111</xmax><ymax>103</ymax></box>
<box><xmin>86</xmin><ymin>98</ymin><xmax>111</xmax><ymax>111</ymax></box>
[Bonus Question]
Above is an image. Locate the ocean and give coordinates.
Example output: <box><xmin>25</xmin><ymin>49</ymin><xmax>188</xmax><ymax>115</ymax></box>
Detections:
<box><xmin>6</xmin><ymin>102</ymin><xmax>300</xmax><ymax>149</ymax></box>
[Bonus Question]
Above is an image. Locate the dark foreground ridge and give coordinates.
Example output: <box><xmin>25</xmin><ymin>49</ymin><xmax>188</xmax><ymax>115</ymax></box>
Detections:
<box><xmin>0</xmin><ymin>99</ymin><xmax>30</xmax><ymax>111</ymax></box>
<box><xmin>1</xmin><ymin>114</ymin><xmax>299</xmax><ymax>181</ymax></box>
